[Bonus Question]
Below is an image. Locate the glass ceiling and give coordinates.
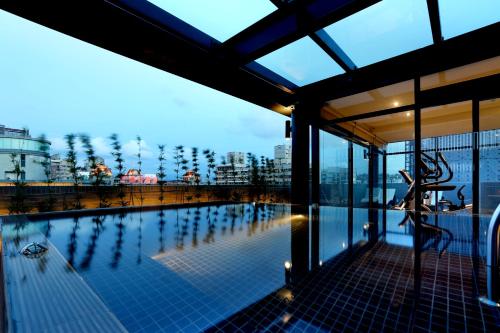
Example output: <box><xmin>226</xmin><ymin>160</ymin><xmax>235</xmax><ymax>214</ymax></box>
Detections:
<box><xmin>439</xmin><ymin>0</ymin><xmax>500</xmax><ymax>39</ymax></box>
<box><xmin>147</xmin><ymin>0</ymin><xmax>277</xmax><ymax>42</ymax></box>
<box><xmin>322</xmin><ymin>0</ymin><xmax>433</xmax><ymax>68</ymax></box>
<box><xmin>255</xmin><ymin>36</ymin><xmax>345</xmax><ymax>86</ymax></box>
<box><xmin>146</xmin><ymin>0</ymin><xmax>499</xmax><ymax>88</ymax></box>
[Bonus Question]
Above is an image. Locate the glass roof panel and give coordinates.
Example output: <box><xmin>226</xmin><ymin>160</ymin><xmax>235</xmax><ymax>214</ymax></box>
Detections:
<box><xmin>255</xmin><ymin>36</ymin><xmax>345</xmax><ymax>86</ymax></box>
<box><xmin>322</xmin><ymin>0</ymin><xmax>433</xmax><ymax>68</ymax></box>
<box><xmin>439</xmin><ymin>0</ymin><xmax>500</xmax><ymax>39</ymax></box>
<box><xmin>147</xmin><ymin>0</ymin><xmax>277</xmax><ymax>42</ymax></box>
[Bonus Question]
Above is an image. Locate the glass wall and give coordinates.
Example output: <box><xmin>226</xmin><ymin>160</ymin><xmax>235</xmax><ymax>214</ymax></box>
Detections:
<box><xmin>319</xmin><ymin>130</ymin><xmax>349</xmax><ymax>262</ymax></box>
<box><xmin>422</xmin><ymin>101</ymin><xmax>473</xmax><ymax>213</ymax></box>
<box><xmin>353</xmin><ymin>143</ymin><xmax>369</xmax><ymax>243</ymax></box>
<box><xmin>479</xmin><ymin>99</ymin><xmax>500</xmax><ymax>216</ymax></box>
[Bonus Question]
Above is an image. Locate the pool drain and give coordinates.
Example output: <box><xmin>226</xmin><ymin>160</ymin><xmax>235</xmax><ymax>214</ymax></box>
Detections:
<box><xmin>20</xmin><ymin>242</ymin><xmax>48</xmax><ymax>259</ymax></box>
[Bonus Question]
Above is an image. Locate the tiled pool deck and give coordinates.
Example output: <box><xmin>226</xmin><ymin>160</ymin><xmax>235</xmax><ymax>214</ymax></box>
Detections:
<box><xmin>206</xmin><ymin>241</ymin><xmax>500</xmax><ymax>332</ymax></box>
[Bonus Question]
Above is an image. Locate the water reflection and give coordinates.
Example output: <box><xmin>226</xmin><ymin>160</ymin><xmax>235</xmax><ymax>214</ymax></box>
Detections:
<box><xmin>157</xmin><ymin>209</ymin><xmax>166</xmax><ymax>253</ymax></box>
<box><xmin>80</xmin><ymin>215</ymin><xmax>105</xmax><ymax>270</ymax></box>
<box><xmin>66</xmin><ymin>217</ymin><xmax>80</xmax><ymax>270</ymax></box>
<box><xmin>110</xmin><ymin>212</ymin><xmax>126</xmax><ymax>269</ymax></box>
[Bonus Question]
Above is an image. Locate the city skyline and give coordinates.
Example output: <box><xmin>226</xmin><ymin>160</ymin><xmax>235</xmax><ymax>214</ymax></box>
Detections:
<box><xmin>0</xmin><ymin>10</ymin><xmax>288</xmax><ymax>174</ymax></box>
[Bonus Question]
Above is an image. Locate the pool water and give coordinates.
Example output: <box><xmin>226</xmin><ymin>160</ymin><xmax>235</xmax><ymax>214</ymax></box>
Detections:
<box><xmin>1</xmin><ymin>204</ymin><xmax>491</xmax><ymax>332</ymax></box>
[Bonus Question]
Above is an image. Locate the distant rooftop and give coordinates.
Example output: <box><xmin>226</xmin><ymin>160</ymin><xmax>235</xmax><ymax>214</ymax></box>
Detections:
<box><xmin>0</xmin><ymin>124</ymin><xmax>30</xmax><ymax>138</ymax></box>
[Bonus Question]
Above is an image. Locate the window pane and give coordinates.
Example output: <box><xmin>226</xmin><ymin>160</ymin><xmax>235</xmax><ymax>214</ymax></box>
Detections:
<box><xmin>353</xmin><ymin>143</ymin><xmax>369</xmax><ymax>243</ymax></box>
<box><xmin>319</xmin><ymin>130</ymin><xmax>349</xmax><ymax>262</ymax></box>
<box><xmin>322</xmin><ymin>0</ymin><xmax>433</xmax><ymax>67</ymax></box>
<box><xmin>255</xmin><ymin>36</ymin><xmax>345</xmax><ymax>86</ymax></box>
<box><xmin>439</xmin><ymin>0</ymin><xmax>500</xmax><ymax>39</ymax></box>
<box><xmin>147</xmin><ymin>0</ymin><xmax>276</xmax><ymax>42</ymax></box>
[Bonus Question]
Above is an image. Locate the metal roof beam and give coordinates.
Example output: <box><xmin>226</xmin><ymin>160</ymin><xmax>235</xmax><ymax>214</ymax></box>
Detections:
<box><xmin>221</xmin><ymin>0</ymin><xmax>379</xmax><ymax>64</ymax></box>
<box><xmin>296</xmin><ymin>22</ymin><xmax>500</xmax><ymax>104</ymax></box>
<box><xmin>426</xmin><ymin>0</ymin><xmax>443</xmax><ymax>44</ymax></box>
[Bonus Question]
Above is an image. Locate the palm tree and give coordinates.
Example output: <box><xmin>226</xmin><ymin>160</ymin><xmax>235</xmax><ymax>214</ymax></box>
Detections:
<box><xmin>8</xmin><ymin>153</ymin><xmax>30</xmax><ymax>214</ymax></box>
<box><xmin>192</xmin><ymin>147</ymin><xmax>201</xmax><ymax>202</ymax></box>
<box><xmin>110</xmin><ymin>133</ymin><xmax>127</xmax><ymax>206</ymax></box>
<box><xmin>173</xmin><ymin>145</ymin><xmax>184</xmax><ymax>202</ymax></box>
<box><xmin>65</xmin><ymin>134</ymin><xmax>83</xmax><ymax>209</ymax></box>
<box><xmin>157</xmin><ymin>144</ymin><xmax>167</xmax><ymax>204</ymax></box>
<box><xmin>80</xmin><ymin>134</ymin><xmax>109</xmax><ymax>208</ymax></box>
<box><xmin>38</xmin><ymin>134</ymin><xmax>55</xmax><ymax>211</ymax></box>
<box><xmin>203</xmin><ymin>149</ymin><xmax>216</xmax><ymax>201</ymax></box>
<box><xmin>136</xmin><ymin>136</ymin><xmax>144</xmax><ymax>207</ymax></box>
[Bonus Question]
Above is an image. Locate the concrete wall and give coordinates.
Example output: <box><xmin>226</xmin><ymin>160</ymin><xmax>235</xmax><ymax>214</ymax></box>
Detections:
<box><xmin>0</xmin><ymin>153</ymin><xmax>46</xmax><ymax>181</ymax></box>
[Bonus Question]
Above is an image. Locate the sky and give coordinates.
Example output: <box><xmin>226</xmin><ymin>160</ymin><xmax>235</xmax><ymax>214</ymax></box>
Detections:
<box><xmin>0</xmin><ymin>1</ymin><xmax>498</xmax><ymax>176</ymax></box>
<box><xmin>0</xmin><ymin>9</ymin><xmax>288</xmax><ymax>175</ymax></box>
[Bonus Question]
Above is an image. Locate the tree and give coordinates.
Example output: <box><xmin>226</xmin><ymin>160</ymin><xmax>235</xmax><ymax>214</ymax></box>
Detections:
<box><xmin>173</xmin><ymin>145</ymin><xmax>184</xmax><ymax>202</ymax></box>
<box><xmin>37</xmin><ymin>134</ymin><xmax>55</xmax><ymax>212</ymax></box>
<box><xmin>192</xmin><ymin>147</ymin><xmax>201</xmax><ymax>202</ymax></box>
<box><xmin>157</xmin><ymin>144</ymin><xmax>167</xmax><ymax>204</ymax></box>
<box><xmin>65</xmin><ymin>134</ymin><xmax>83</xmax><ymax>209</ymax></box>
<box><xmin>80</xmin><ymin>134</ymin><xmax>109</xmax><ymax>208</ymax></box>
<box><xmin>136</xmin><ymin>136</ymin><xmax>144</xmax><ymax>207</ymax></box>
<box><xmin>8</xmin><ymin>153</ymin><xmax>30</xmax><ymax>214</ymax></box>
<box><xmin>203</xmin><ymin>149</ymin><xmax>216</xmax><ymax>201</ymax></box>
<box><xmin>110</xmin><ymin>133</ymin><xmax>127</xmax><ymax>206</ymax></box>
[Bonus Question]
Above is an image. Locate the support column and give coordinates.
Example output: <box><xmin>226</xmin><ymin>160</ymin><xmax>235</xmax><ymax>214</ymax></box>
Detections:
<box><xmin>472</xmin><ymin>99</ymin><xmax>480</xmax><ymax>257</ymax></box>
<box><xmin>291</xmin><ymin>106</ymin><xmax>310</xmax><ymax>278</ymax></box>
<box><xmin>414</xmin><ymin>78</ymin><xmax>422</xmax><ymax>296</ymax></box>
<box><xmin>311</xmin><ymin>124</ymin><xmax>320</xmax><ymax>268</ymax></box>
<box><xmin>368</xmin><ymin>146</ymin><xmax>379</xmax><ymax>242</ymax></box>
<box><xmin>348</xmin><ymin>141</ymin><xmax>354</xmax><ymax>248</ymax></box>
<box><xmin>383</xmin><ymin>152</ymin><xmax>387</xmax><ymax>237</ymax></box>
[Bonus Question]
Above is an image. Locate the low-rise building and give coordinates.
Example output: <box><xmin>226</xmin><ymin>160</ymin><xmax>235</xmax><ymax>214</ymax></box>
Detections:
<box><xmin>0</xmin><ymin>125</ymin><xmax>49</xmax><ymax>181</ymax></box>
<box><xmin>50</xmin><ymin>154</ymin><xmax>73</xmax><ymax>181</ymax></box>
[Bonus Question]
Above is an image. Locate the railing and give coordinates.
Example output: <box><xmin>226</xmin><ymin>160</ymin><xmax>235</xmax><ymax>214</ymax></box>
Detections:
<box><xmin>479</xmin><ymin>204</ymin><xmax>500</xmax><ymax>307</ymax></box>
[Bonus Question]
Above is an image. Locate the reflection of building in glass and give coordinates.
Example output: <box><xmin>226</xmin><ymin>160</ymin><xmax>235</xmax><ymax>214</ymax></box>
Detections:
<box><xmin>0</xmin><ymin>125</ymin><xmax>49</xmax><ymax>181</ymax></box>
<box><xmin>321</xmin><ymin>166</ymin><xmax>348</xmax><ymax>184</ymax></box>
<box><xmin>404</xmin><ymin>130</ymin><xmax>500</xmax><ymax>183</ymax></box>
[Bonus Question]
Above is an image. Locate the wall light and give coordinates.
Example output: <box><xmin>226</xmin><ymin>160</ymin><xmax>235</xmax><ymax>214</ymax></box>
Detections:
<box><xmin>406</xmin><ymin>111</ymin><xmax>411</xmax><ymax>117</ymax></box>
<box><xmin>393</xmin><ymin>101</ymin><xmax>400</xmax><ymax>107</ymax></box>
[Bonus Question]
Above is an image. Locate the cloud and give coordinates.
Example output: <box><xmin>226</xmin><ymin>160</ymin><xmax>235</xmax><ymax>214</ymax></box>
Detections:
<box><xmin>238</xmin><ymin>112</ymin><xmax>284</xmax><ymax>140</ymax></box>
<box><xmin>123</xmin><ymin>139</ymin><xmax>154</xmax><ymax>159</ymax></box>
<box><xmin>91</xmin><ymin>136</ymin><xmax>111</xmax><ymax>157</ymax></box>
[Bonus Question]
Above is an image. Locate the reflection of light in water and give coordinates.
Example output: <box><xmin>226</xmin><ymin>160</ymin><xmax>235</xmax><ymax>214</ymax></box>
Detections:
<box><xmin>277</xmin><ymin>288</ymin><xmax>294</xmax><ymax>302</ymax></box>
<box><xmin>282</xmin><ymin>312</ymin><xmax>292</xmax><ymax>323</ymax></box>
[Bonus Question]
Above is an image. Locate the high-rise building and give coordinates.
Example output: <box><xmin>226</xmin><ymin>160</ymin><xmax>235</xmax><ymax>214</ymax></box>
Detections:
<box><xmin>0</xmin><ymin>125</ymin><xmax>49</xmax><ymax>181</ymax></box>
<box><xmin>216</xmin><ymin>152</ymin><xmax>248</xmax><ymax>185</ymax></box>
<box><xmin>274</xmin><ymin>143</ymin><xmax>291</xmax><ymax>185</ymax></box>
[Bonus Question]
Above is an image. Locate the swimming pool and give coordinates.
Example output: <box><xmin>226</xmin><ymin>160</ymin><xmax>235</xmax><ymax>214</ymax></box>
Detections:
<box><xmin>1</xmin><ymin>203</ymin><xmax>492</xmax><ymax>332</ymax></box>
